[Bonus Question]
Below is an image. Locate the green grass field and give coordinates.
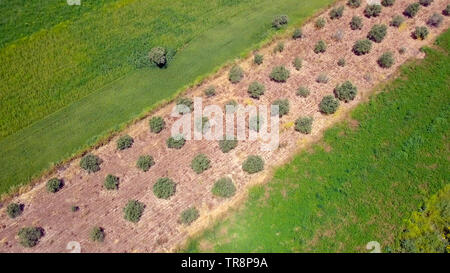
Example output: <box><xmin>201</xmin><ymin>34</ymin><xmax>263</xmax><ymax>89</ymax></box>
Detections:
<box><xmin>183</xmin><ymin>30</ymin><xmax>450</xmax><ymax>253</ymax></box>
<box><xmin>0</xmin><ymin>0</ymin><xmax>333</xmax><ymax>195</ymax></box>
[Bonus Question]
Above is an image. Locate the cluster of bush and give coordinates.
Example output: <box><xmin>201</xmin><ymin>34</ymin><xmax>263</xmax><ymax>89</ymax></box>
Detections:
<box><xmin>18</xmin><ymin>227</ymin><xmax>44</xmax><ymax>247</ymax></box>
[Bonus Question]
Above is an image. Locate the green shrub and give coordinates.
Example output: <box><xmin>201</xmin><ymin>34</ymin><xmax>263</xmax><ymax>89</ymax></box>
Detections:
<box><xmin>204</xmin><ymin>86</ymin><xmax>216</xmax><ymax>97</ymax></box>
<box><xmin>273</xmin><ymin>42</ymin><xmax>284</xmax><ymax>53</ymax></box>
<box><xmin>249</xmin><ymin>115</ymin><xmax>264</xmax><ymax>132</ymax></box>
<box><xmin>413</xmin><ymin>26</ymin><xmax>429</xmax><ymax>40</ymax></box>
<box><xmin>347</xmin><ymin>0</ymin><xmax>361</xmax><ymax>8</ymax></box>
<box><xmin>293</xmin><ymin>57</ymin><xmax>302</xmax><ymax>71</ymax></box>
<box><xmin>404</xmin><ymin>3</ymin><xmax>420</xmax><ymax>18</ymax></box>
<box><xmin>136</xmin><ymin>155</ymin><xmax>155</xmax><ymax>172</ymax></box>
<box><xmin>319</xmin><ymin>95</ymin><xmax>339</xmax><ymax>114</ymax></box>
<box><xmin>212</xmin><ymin>177</ymin><xmax>236</xmax><ymax>198</ymax></box>
<box><xmin>314</xmin><ymin>40</ymin><xmax>327</xmax><ymax>54</ymax></box>
<box><xmin>352</xmin><ymin>39</ymin><xmax>372</xmax><ymax>55</ymax></box>
<box><xmin>419</xmin><ymin>0</ymin><xmax>433</xmax><ymax>7</ymax></box>
<box><xmin>329</xmin><ymin>6</ymin><xmax>345</xmax><ymax>20</ymax></box>
<box><xmin>18</xmin><ymin>227</ymin><xmax>44</xmax><ymax>247</ymax></box>
<box><xmin>350</xmin><ymin>16</ymin><xmax>363</xmax><ymax>30</ymax></box>
<box><xmin>444</xmin><ymin>5</ymin><xmax>450</xmax><ymax>16</ymax></box>
<box><xmin>90</xmin><ymin>227</ymin><xmax>105</xmax><ymax>242</ymax></box>
<box><xmin>191</xmin><ymin>154</ymin><xmax>211</xmax><ymax>174</ymax></box>
<box><xmin>390</xmin><ymin>15</ymin><xmax>405</xmax><ymax>27</ymax></box>
<box><xmin>242</xmin><ymin>155</ymin><xmax>264</xmax><ymax>174</ymax></box>
<box><xmin>338</xmin><ymin>58</ymin><xmax>346</xmax><ymax>67</ymax></box>
<box><xmin>149</xmin><ymin>116</ymin><xmax>165</xmax><ymax>133</ymax></box>
<box><xmin>104</xmin><ymin>174</ymin><xmax>119</xmax><ymax>190</ymax></box>
<box><xmin>167</xmin><ymin>135</ymin><xmax>186</xmax><ymax>149</ymax></box>
<box><xmin>176</xmin><ymin>97</ymin><xmax>194</xmax><ymax>114</ymax></box>
<box><xmin>149</xmin><ymin>46</ymin><xmax>167</xmax><ymax>67</ymax></box>
<box><xmin>248</xmin><ymin>81</ymin><xmax>266</xmax><ymax>99</ymax></box>
<box><xmin>334</xmin><ymin>81</ymin><xmax>358</xmax><ymax>102</ymax></box>
<box><xmin>297</xmin><ymin>87</ymin><xmax>310</xmax><ymax>98</ymax></box>
<box><xmin>254</xmin><ymin>54</ymin><xmax>263</xmax><ymax>65</ymax></box>
<box><xmin>377</xmin><ymin>52</ymin><xmax>395</xmax><ymax>68</ymax></box>
<box><xmin>7</xmin><ymin>203</ymin><xmax>23</xmax><ymax>219</ymax></box>
<box><xmin>123</xmin><ymin>200</ymin><xmax>145</xmax><ymax>223</ymax></box>
<box><xmin>427</xmin><ymin>13</ymin><xmax>443</xmax><ymax>27</ymax></box>
<box><xmin>272</xmin><ymin>99</ymin><xmax>290</xmax><ymax>117</ymax></box>
<box><xmin>153</xmin><ymin>177</ymin><xmax>176</xmax><ymax>199</ymax></box>
<box><xmin>315</xmin><ymin>18</ymin><xmax>326</xmax><ymax>29</ymax></box>
<box><xmin>195</xmin><ymin>117</ymin><xmax>210</xmax><ymax>133</ymax></box>
<box><xmin>364</xmin><ymin>4</ymin><xmax>382</xmax><ymax>18</ymax></box>
<box><xmin>219</xmin><ymin>136</ymin><xmax>238</xmax><ymax>153</ymax></box>
<box><xmin>269</xmin><ymin>66</ymin><xmax>290</xmax><ymax>83</ymax></box>
<box><xmin>316</xmin><ymin>73</ymin><xmax>329</xmax><ymax>84</ymax></box>
<box><xmin>229</xmin><ymin>65</ymin><xmax>244</xmax><ymax>84</ymax></box>
<box><xmin>272</xmin><ymin>15</ymin><xmax>289</xmax><ymax>29</ymax></box>
<box><xmin>292</xmin><ymin>28</ymin><xmax>303</xmax><ymax>39</ymax></box>
<box><xmin>80</xmin><ymin>153</ymin><xmax>102</xmax><ymax>173</ymax></box>
<box><xmin>117</xmin><ymin>135</ymin><xmax>133</xmax><ymax>150</ymax></box>
<box><xmin>367</xmin><ymin>24</ymin><xmax>387</xmax><ymax>43</ymax></box>
<box><xmin>381</xmin><ymin>0</ymin><xmax>395</xmax><ymax>7</ymax></box>
<box><xmin>295</xmin><ymin>117</ymin><xmax>313</xmax><ymax>134</ymax></box>
<box><xmin>46</xmin><ymin>178</ymin><xmax>63</xmax><ymax>193</ymax></box>
<box><xmin>180</xmin><ymin>207</ymin><xmax>200</xmax><ymax>225</ymax></box>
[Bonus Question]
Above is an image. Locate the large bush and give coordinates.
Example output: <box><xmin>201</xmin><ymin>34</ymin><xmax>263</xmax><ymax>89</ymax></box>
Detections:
<box><xmin>123</xmin><ymin>200</ymin><xmax>145</xmax><ymax>223</ymax></box>
<box><xmin>104</xmin><ymin>174</ymin><xmax>119</xmax><ymax>190</ymax></box>
<box><xmin>419</xmin><ymin>0</ymin><xmax>433</xmax><ymax>7</ymax></box>
<box><xmin>272</xmin><ymin>15</ymin><xmax>289</xmax><ymax>29</ymax></box>
<box><xmin>229</xmin><ymin>65</ymin><xmax>244</xmax><ymax>84</ymax></box>
<box><xmin>381</xmin><ymin>0</ymin><xmax>395</xmax><ymax>7</ymax></box>
<box><xmin>352</xmin><ymin>39</ymin><xmax>372</xmax><ymax>55</ymax></box>
<box><xmin>90</xmin><ymin>227</ymin><xmax>105</xmax><ymax>242</ymax></box>
<box><xmin>390</xmin><ymin>15</ymin><xmax>405</xmax><ymax>27</ymax></box>
<box><xmin>212</xmin><ymin>177</ymin><xmax>236</xmax><ymax>198</ymax></box>
<box><xmin>167</xmin><ymin>135</ymin><xmax>186</xmax><ymax>149</ymax></box>
<box><xmin>377</xmin><ymin>52</ymin><xmax>395</xmax><ymax>68</ymax></box>
<box><xmin>7</xmin><ymin>203</ymin><xmax>23</xmax><ymax>219</ymax></box>
<box><xmin>295</xmin><ymin>117</ymin><xmax>314</xmax><ymax>134</ymax></box>
<box><xmin>347</xmin><ymin>0</ymin><xmax>361</xmax><ymax>8</ymax></box>
<box><xmin>191</xmin><ymin>154</ymin><xmax>211</xmax><ymax>174</ymax></box>
<box><xmin>297</xmin><ymin>86</ymin><xmax>310</xmax><ymax>98</ymax></box>
<box><xmin>46</xmin><ymin>178</ymin><xmax>63</xmax><ymax>193</ymax></box>
<box><xmin>180</xmin><ymin>207</ymin><xmax>200</xmax><ymax>225</ymax></box>
<box><xmin>334</xmin><ymin>81</ymin><xmax>358</xmax><ymax>102</ymax></box>
<box><xmin>248</xmin><ymin>81</ymin><xmax>265</xmax><ymax>99</ymax></box>
<box><xmin>350</xmin><ymin>16</ymin><xmax>363</xmax><ymax>30</ymax></box>
<box><xmin>18</xmin><ymin>227</ymin><xmax>44</xmax><ymax>247</ymax></box>
<box><xmin>272</xmin><ymin>99</ymin><xmax>290</xmax><ymax>117</ymax></box>
<box><xmin>269</xmin><ymin>66</ymin><xmax>290</xmax><ymax>82</ymax></box>
<box><xmin>136</xmin><ymin>155</ymin><xmax>155</xmax><ymax>172</ymax></box>
<box><xmin>153</xmin><ymin>177</ymin><xmax>176</xmax><ymax>199</ymax></box>
<box><xmin>427</xmin><ymin>13</ymin><xmax>443</xmax><ymax>27</ymax></box>
<box><xmin>315</xmin><ymin>18</ymin><xmax>326</xmax><ymax>29</ymax></box>
<box><xmin>292</xmin><ymin>28</ymin><xmax>303</xmax><ymax>39</ymax></box>
<box><xmin>404</xmin><ymin>3</ymin><xmax>420</xmax><ymax>18</ymax></box>
<box><xmin>314</xmin><ymin>40</ymin><xmax>327</xmax><ymax>54</ymax></box>
<box><xmin>80</xmin><ymin>153</ymin><xmax>102</xmax><ymax>173</ymax></box>
<box><xmin>367</xmin><ymin>24</ymin><xmax>387</xmax><ymax>43</ymax></box>
<box><xmin>176</xmin><ymin>97</ymin><xmax>193</xmax><ymax>114</ymax></box>
<box><xmin>319</xmin><ymin>95</ymin><xmax>339</xmax><ymax>114</ymax></box>
<box><xmin>219</xmin><ymin>136</ymin><xmax>238</xmax><ymax>153</ymax></box>
<box><xmin>413</xmin><ymin>26</ymin><xmax>429</xmax><ymax>40</ymax></box>
<box><xmin>117</xmin><ymin>135</ymin><xmax>133</xmax><ymax>150</ymax></box>
<box><xmin>364</xmin><ymin>4</ymin><xmax>382</xmax><ymax>18</ymax></box>
<box><xmin>149</xmin><ymin>47</ymin><xmax>167</xmax><ymax>67</ymax></box>
<box><xmin>329</xmin><ymin>6</ymin><xmax>345</xmax><ymax>20</ymax></box>
<box><xmin>242</xmin><ymin>155</ymin><xmax>264</xmax><ymax>174</ymax></box>
<box><xmin>149</xmin><ymin>116</ymin><xmax>165</xmax><ymax>133</ymax></box>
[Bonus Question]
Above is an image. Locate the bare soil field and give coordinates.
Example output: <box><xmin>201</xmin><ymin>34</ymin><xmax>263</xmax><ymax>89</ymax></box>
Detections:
<box><xmin>0</xmin><ymin>0</ymin><xmax>448</xmax><ymax>253</ymax></box>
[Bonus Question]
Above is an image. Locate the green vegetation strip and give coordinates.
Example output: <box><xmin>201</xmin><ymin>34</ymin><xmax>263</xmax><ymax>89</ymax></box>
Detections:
<box><xmin>0</xmin><ymin>0</ymin><xmax>333</xmax><ymax>195</ymax></box>
<box><xmin>183</xmin><ymin>30</ymin><xmax>450</xmax><ymax>253</ymax></box>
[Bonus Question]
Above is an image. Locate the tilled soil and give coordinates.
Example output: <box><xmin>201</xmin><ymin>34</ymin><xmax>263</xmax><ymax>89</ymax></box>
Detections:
<box><xmin>0</xmin><ymin>0</ymin><xmax>448</xmax><ymax>253</ymax></box>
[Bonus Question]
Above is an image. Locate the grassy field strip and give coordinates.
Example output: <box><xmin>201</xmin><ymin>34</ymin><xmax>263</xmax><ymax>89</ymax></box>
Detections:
<box><xmin>0</xmin><ymin>0</ymin><xmax>334</xmax><ymax>195</ymax></box>
<box><xmin>183</xmin><ymin>30</ymin><xmax>450</xmax><ymax>253</ymax></box>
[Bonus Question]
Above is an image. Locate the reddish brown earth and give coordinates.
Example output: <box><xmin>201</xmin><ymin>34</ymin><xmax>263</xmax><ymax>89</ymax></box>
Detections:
<box><xmin>0</xmin><ymin>0</ymin><xmax>448</xmax><ymax>252</ymax></box>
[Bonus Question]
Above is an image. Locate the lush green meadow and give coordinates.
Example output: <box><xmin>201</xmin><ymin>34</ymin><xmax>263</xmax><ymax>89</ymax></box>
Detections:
<box><xmin>183</xmin><ymin>31</ymin><xmax>450</xmax><ymax>253</ymax></box>
<box><xmin>0</xmin><ymin>0</ymin><xmax>333</xmax><ymax>195</ymax></box>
